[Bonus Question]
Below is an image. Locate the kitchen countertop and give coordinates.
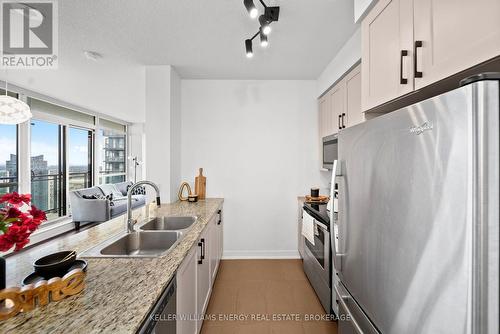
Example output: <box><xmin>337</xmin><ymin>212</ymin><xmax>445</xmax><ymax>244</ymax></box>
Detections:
<box><xmin>0</xmin><ymin>198</ymin><xmax>224</xmax><ymax>334</ymax></box>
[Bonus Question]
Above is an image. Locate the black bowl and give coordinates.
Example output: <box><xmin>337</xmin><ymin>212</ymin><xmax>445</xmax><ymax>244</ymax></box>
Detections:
<box><xmin>24</xmin><ymin>259</ymin><xmax>87</xmax><ymax>285</ymax></box>
<box><xmin>33</xmin><ymin>250</ymin><xmax>77</xmax><ymax>277</ymax></box>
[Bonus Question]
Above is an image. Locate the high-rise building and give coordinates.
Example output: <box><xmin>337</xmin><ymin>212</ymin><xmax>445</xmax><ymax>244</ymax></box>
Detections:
<box><xmin>6</xmin><ymin>154</ymin><xmax>50</xmax><ymax>211</ymax></box>
<box><xmin>2</xmin><ymin>154</ymin><xmax>18</xmax><ymax>195</ymax></box>
<box><xmin>102</xmin><ymin>131</ymin><xmax>126</xmax><ymax>178</ymax></box>
<box><xmin>6</xmin><ymin>154</ymin><xmax>17</xmax><ymax>177</ymax></box>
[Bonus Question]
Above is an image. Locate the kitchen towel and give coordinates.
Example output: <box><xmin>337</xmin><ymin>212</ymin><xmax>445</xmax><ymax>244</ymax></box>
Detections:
<box><xmin>302</xmin><ymin>212</ymin><xmax>315</xmax><ymax>245</ymax></box>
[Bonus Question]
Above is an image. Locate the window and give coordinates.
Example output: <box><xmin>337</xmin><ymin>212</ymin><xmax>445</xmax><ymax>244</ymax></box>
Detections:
<box><xmin>98</xmin><ymin>120</ymin><xmax>127</xmax><ymax>184</ymax></box>
<box><xmin>0</xmin><ymin>91</ymin><xmax>129</xmax><ymax>227</ymax></box>
<box><xmin>30</xmin><ymin>119</ymin><xmax>65</xmax><ymax>220</ymax></box>
<box><xmin>68</xmin><ymin>127</ymin><xmax>93</xmax><ymax>191</ymax></box>
<box><xmin>0</xmin><ymin>124</ymin><xmax>18</xmax><ymax>197</ymax></box>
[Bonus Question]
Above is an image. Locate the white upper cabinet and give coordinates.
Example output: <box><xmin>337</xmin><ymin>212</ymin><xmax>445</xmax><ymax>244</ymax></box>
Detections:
<box><xmin>362</xmin><ymin>0</ymin><xmax>500</xmax><ymax>111</ymax></box>
<box><xmin>361</xmin><ymin>0</ymin><xmax>414</xmax><ymax>111</ymax></box>
<box><xmin>318</xmin><ymin>95</ymin><xmax>330</xmax><ymax>139</ymax></box>
<box><xmin>318</xmin><ymin>64</ymin><xmax>364</xmax><ymax>168</ymax></box>
<box><xmin>345</xmin><ymin>64</ymin><xmax>364</xmax><ymax>127</ymax></box>
<box><xmin>413</xmin><ymin>0</ymin><xmax>500</xmax><ymax>89</ymax></box>
<box><xmin>329</xmin><ymin>82</ymin><xmax>345</xmax><ymax>133</ymax></box>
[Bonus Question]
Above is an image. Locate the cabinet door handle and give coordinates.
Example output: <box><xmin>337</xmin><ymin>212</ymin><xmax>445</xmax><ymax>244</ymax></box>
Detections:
<box><xmin>341</xmin><ymin>113</ymin><xmax>346</xmax><ymax>129</ymax></box>
<box><xmin>198</xmin><ymin>241</ymin><xmax>203</xmax><ymax>264</ymax></box>
<box><xmin>338</xmin><ymin>115</ymin><xmax>341</xmax><ymax>130</ymax></box>
<box><xmin>217</xmin><ymin>210</ymin><xmax>222</xmax><ymax>225</ymax></box>
<box><xmin>414</xmin><ymin>41</ymin><xmax>423</xmax><ymax>78</ymax></box>
<box><xmin>201</xmin><ymin>238</ymin><xmax>205</xmax><ymax>260</ymax></box>
<box><xmin>400</xmin><ymin>50</ymin><xmax>408</xmax><ymax>84</ymax></box>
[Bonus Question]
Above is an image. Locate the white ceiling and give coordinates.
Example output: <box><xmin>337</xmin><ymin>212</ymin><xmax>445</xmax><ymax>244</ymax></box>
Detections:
<box><xmin>59</xmin><ymin>0</ymin><xmax>358</xmax><ymax>79</ymax></box>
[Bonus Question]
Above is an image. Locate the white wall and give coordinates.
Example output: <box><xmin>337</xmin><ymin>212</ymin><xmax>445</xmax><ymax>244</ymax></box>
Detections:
<box><xmin>355</xmin><ymin>0</ymin><xmax>377</xmax><ymax>22</ymax></box>
<box><xmin>128</xmin><ymin>123</ymin><xmax>146</xmax><ymax>182</ymax></box>
<box><xmin>181</xmin><ymin>80</ymin><xmax>323</xmax><ymax>258</ymax></box>
<box><xmin>317</xmin><ymin>28</ymin><xmax>361</xmax><ymax>97</ymax></box>
<box><xmin>169</xmin><ymin>69</ymin><xmax>182</xmax><ymax>201</ymax></box>
<box><xmin>145</xmin><ymin>66</ymin><xmax>172</xmax><ymax>201</ymax></box>
<box><xmin>144</xmin><ymin>66</ymin><xmax>182</xmax><ymax>202</ymax></box>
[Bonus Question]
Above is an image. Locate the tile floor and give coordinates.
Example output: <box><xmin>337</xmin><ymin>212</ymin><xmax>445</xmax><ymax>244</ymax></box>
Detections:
<box><xmin>201</xmin><ymin>259</ymin><xmax>338</xmax><ymax>334</ymax></box>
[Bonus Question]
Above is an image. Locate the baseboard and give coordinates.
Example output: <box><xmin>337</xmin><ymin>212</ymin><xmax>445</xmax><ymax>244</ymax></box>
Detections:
<box><xmin>222</xmin><ymin>250</ymin><xmax>300</xmax><ymax>260</ymax></box>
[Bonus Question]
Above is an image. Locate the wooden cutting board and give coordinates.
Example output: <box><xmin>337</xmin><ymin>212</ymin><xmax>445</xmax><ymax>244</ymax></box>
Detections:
<box><xmin>195</xmin><ymin>168</ymin><xmax>206</xmax><ymax>200</ymax></box>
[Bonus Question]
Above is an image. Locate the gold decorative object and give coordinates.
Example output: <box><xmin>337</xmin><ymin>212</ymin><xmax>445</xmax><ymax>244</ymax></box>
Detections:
<box><xmin>0</xmin><ymin>268</ymin><xmax>86</xmax><ymax>321</ymax></box>
<box><xmin>305</xmin><ymin>195</ymin><xmax>330</xmax><ymax>204</ymax></box>
<box><xmin>178</xmin><ymin>182</ymin><xmax>193</xmax><ymax>201</ymax></box>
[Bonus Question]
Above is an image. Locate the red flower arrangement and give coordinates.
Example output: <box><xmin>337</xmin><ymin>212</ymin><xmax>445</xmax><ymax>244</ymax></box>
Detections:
<box><xmin>0</xmin><ymin>192</ymin><xmax>46</xmax><ymax>252</ymax></box>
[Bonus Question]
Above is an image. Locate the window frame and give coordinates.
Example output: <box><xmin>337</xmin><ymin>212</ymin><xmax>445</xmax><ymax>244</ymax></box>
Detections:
<box><xmin>0</xmin><ymin>90</ymin><xmax>20</xmax><ymax>196</ymax></box>
<box><xmin>0</xmin><ymin>123</ymin><xmax>19</xmax><ymax>195</ymax></box>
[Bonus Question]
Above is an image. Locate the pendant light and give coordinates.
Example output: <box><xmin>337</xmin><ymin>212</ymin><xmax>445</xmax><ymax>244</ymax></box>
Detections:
<box><xmin>259</xmin><ymin>14</ymin><xmax>271</xmax><ymax>35</ymax></box>
<box><xmin>245</xmin><ymin>39</ymin><xmax>253</xmax><ymax>58</ymax></box>
<box><xmin>260</xmin><ymin>29</ymin><xmax>268</xmax><ymax>47</ymax></box>
<box><xmin>244</xmin><ymin>0</ymin><xmax>258</xmax><ymax>19</ymax></box>
<box><xmin>0</xmin><ymin>80</ymin><xmax>32</xmax><ymax>124</ymax></box>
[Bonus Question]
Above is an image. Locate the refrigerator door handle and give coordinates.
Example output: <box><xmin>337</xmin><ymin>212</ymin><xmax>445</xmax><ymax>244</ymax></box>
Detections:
<box><xmin>334</xmin><ymin>161</ymin><xmax>347</xmax><ymax>272</ymax></box>
<box><xmin>334</xmin><ymin>284</ymin><xmax>365</xmax><ymax>334</ymax></box>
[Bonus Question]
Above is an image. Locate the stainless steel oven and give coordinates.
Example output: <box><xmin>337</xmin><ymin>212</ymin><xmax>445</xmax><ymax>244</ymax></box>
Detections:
<box><xmin>322</xmin><ymin>134</ymin><xmax>338</xmax><ymax>169</ymax></box>
<box><xmin>302</xmin><ymin>210</ymin><xmax>331</xmax><ymax>313</ymax></box>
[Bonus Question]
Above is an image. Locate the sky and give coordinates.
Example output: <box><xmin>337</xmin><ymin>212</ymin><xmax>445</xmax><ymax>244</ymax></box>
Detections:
<box><xmin>0</xmin><ymin>121</ymin><xmax>90</xmax><ymax>167</ymax></box>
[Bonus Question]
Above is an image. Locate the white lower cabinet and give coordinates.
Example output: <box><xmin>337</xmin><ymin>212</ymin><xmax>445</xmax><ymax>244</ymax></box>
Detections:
<box><xmin>196</xmin><ymin>223</ymin><xmax>211</xmax><ymax>332</ymax></box>
<box><xmin>209</xmin><ymin>210</ymin><xmax>223</xmax><ymax>281</ymax></box>
<box><xmin>177</xmin><ymin>206</ymin><xmax>223</xmax><ymax>334</ymax></box>
<box><xmin>209</xmin><ymin>219</ymin><xmax>218</xmax><ymax>282</ymax></box>
<box><xmin>176</xmin><ymin>247</ymin><xmax>197</xmax><ymax>334</ymax></box>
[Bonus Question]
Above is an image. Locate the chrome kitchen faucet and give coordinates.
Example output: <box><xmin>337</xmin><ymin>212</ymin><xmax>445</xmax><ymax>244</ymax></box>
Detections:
<box><xmin>127</xmin><ymin>181</ymin><xmax>161</xmax><ymax>233</ymax></box>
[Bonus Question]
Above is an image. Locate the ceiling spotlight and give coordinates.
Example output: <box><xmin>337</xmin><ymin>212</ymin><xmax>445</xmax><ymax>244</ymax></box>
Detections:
<box><xmin>260</xmin><ymin>30</ymin><xmax>268</xmax><ymax>47</ymax></box>
<box><xmin>259</xmin><ymin>15</ymin><xmax>271</xmax><ymax>35</ymax></box>
<box><xmin>244</xmin><ymin>0</ymin><xmax>258</xmax><ymax>19</ymax></box>
<box><xmin>245</xmin><ymin>39</ymin><xmax>253</xmax><ymax>58</ymax></box>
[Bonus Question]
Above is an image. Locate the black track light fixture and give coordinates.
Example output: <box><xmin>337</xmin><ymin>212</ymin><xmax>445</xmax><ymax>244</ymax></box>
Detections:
<box><xmin>244</xmin><ymin>0</ymin><xmax>258</xmax><ymax>19</ymax></box>
<box><xmin>242</xmin><ymin>0</ymin><xmax>280</xmax><ymax>58</ymax></box>
<box><xmin>260</xmin><ymin>29</ymin><xmax>268</xmax><ymax>47</ymax></box>
<box><xmin>259</xmin><ymin>14</ymin><xmax>271</xmax><ymax>35</ymax></box>
<box><xmin>245</xmin><ymin>39</ymin><xmax>253</xmax><ymax>58</ymax></box>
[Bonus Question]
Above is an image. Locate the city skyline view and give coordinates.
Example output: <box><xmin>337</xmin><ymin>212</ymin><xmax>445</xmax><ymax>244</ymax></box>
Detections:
<box><xmin>0</xmin><ymin>120</ymin><xmax>126</xmax><ymax>219</ymax></box>
<box><xmin>0</xmin><ymin>121</ymin><xmax>91</xmax><ymax>168</ymax></box>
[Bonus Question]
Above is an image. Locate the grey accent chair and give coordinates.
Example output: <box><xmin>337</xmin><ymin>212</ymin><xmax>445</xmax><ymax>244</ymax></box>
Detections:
<box><xmin>69</xmin><ymin>181</ymin><xmax>146</xmax><ymax>230</ymax></box>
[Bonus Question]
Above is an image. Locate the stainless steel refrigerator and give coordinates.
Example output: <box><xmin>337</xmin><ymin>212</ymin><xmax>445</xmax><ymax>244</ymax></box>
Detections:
<box><xmin>333</xmin><ymin>75</ymin><xmax>499</xmax><ymax>334</ymax></box>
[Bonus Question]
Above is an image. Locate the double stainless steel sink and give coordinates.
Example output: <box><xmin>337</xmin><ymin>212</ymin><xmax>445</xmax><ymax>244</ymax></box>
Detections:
<box><xmin>80</xmin><ymin>216</ymin><xmax>197</xmax><ymax>258</ymax></box>
<box><xmin>141</xmin><ymin>216</ymin><xmax>197</xmax><ymax>231</ymax></box>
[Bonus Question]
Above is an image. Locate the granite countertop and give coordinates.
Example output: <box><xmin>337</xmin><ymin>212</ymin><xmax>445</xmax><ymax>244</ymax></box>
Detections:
<box><xmin>0</xmin><ymin>198</ymin><xmax>224</xmax><ymax>334</ymax></box>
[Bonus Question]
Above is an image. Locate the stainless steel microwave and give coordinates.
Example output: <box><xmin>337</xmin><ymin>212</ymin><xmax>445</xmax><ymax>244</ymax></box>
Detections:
<box><xmin>322</xmin><ymin>134</ymin><xmax>338</xmax><ymax>169</ymax></box>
